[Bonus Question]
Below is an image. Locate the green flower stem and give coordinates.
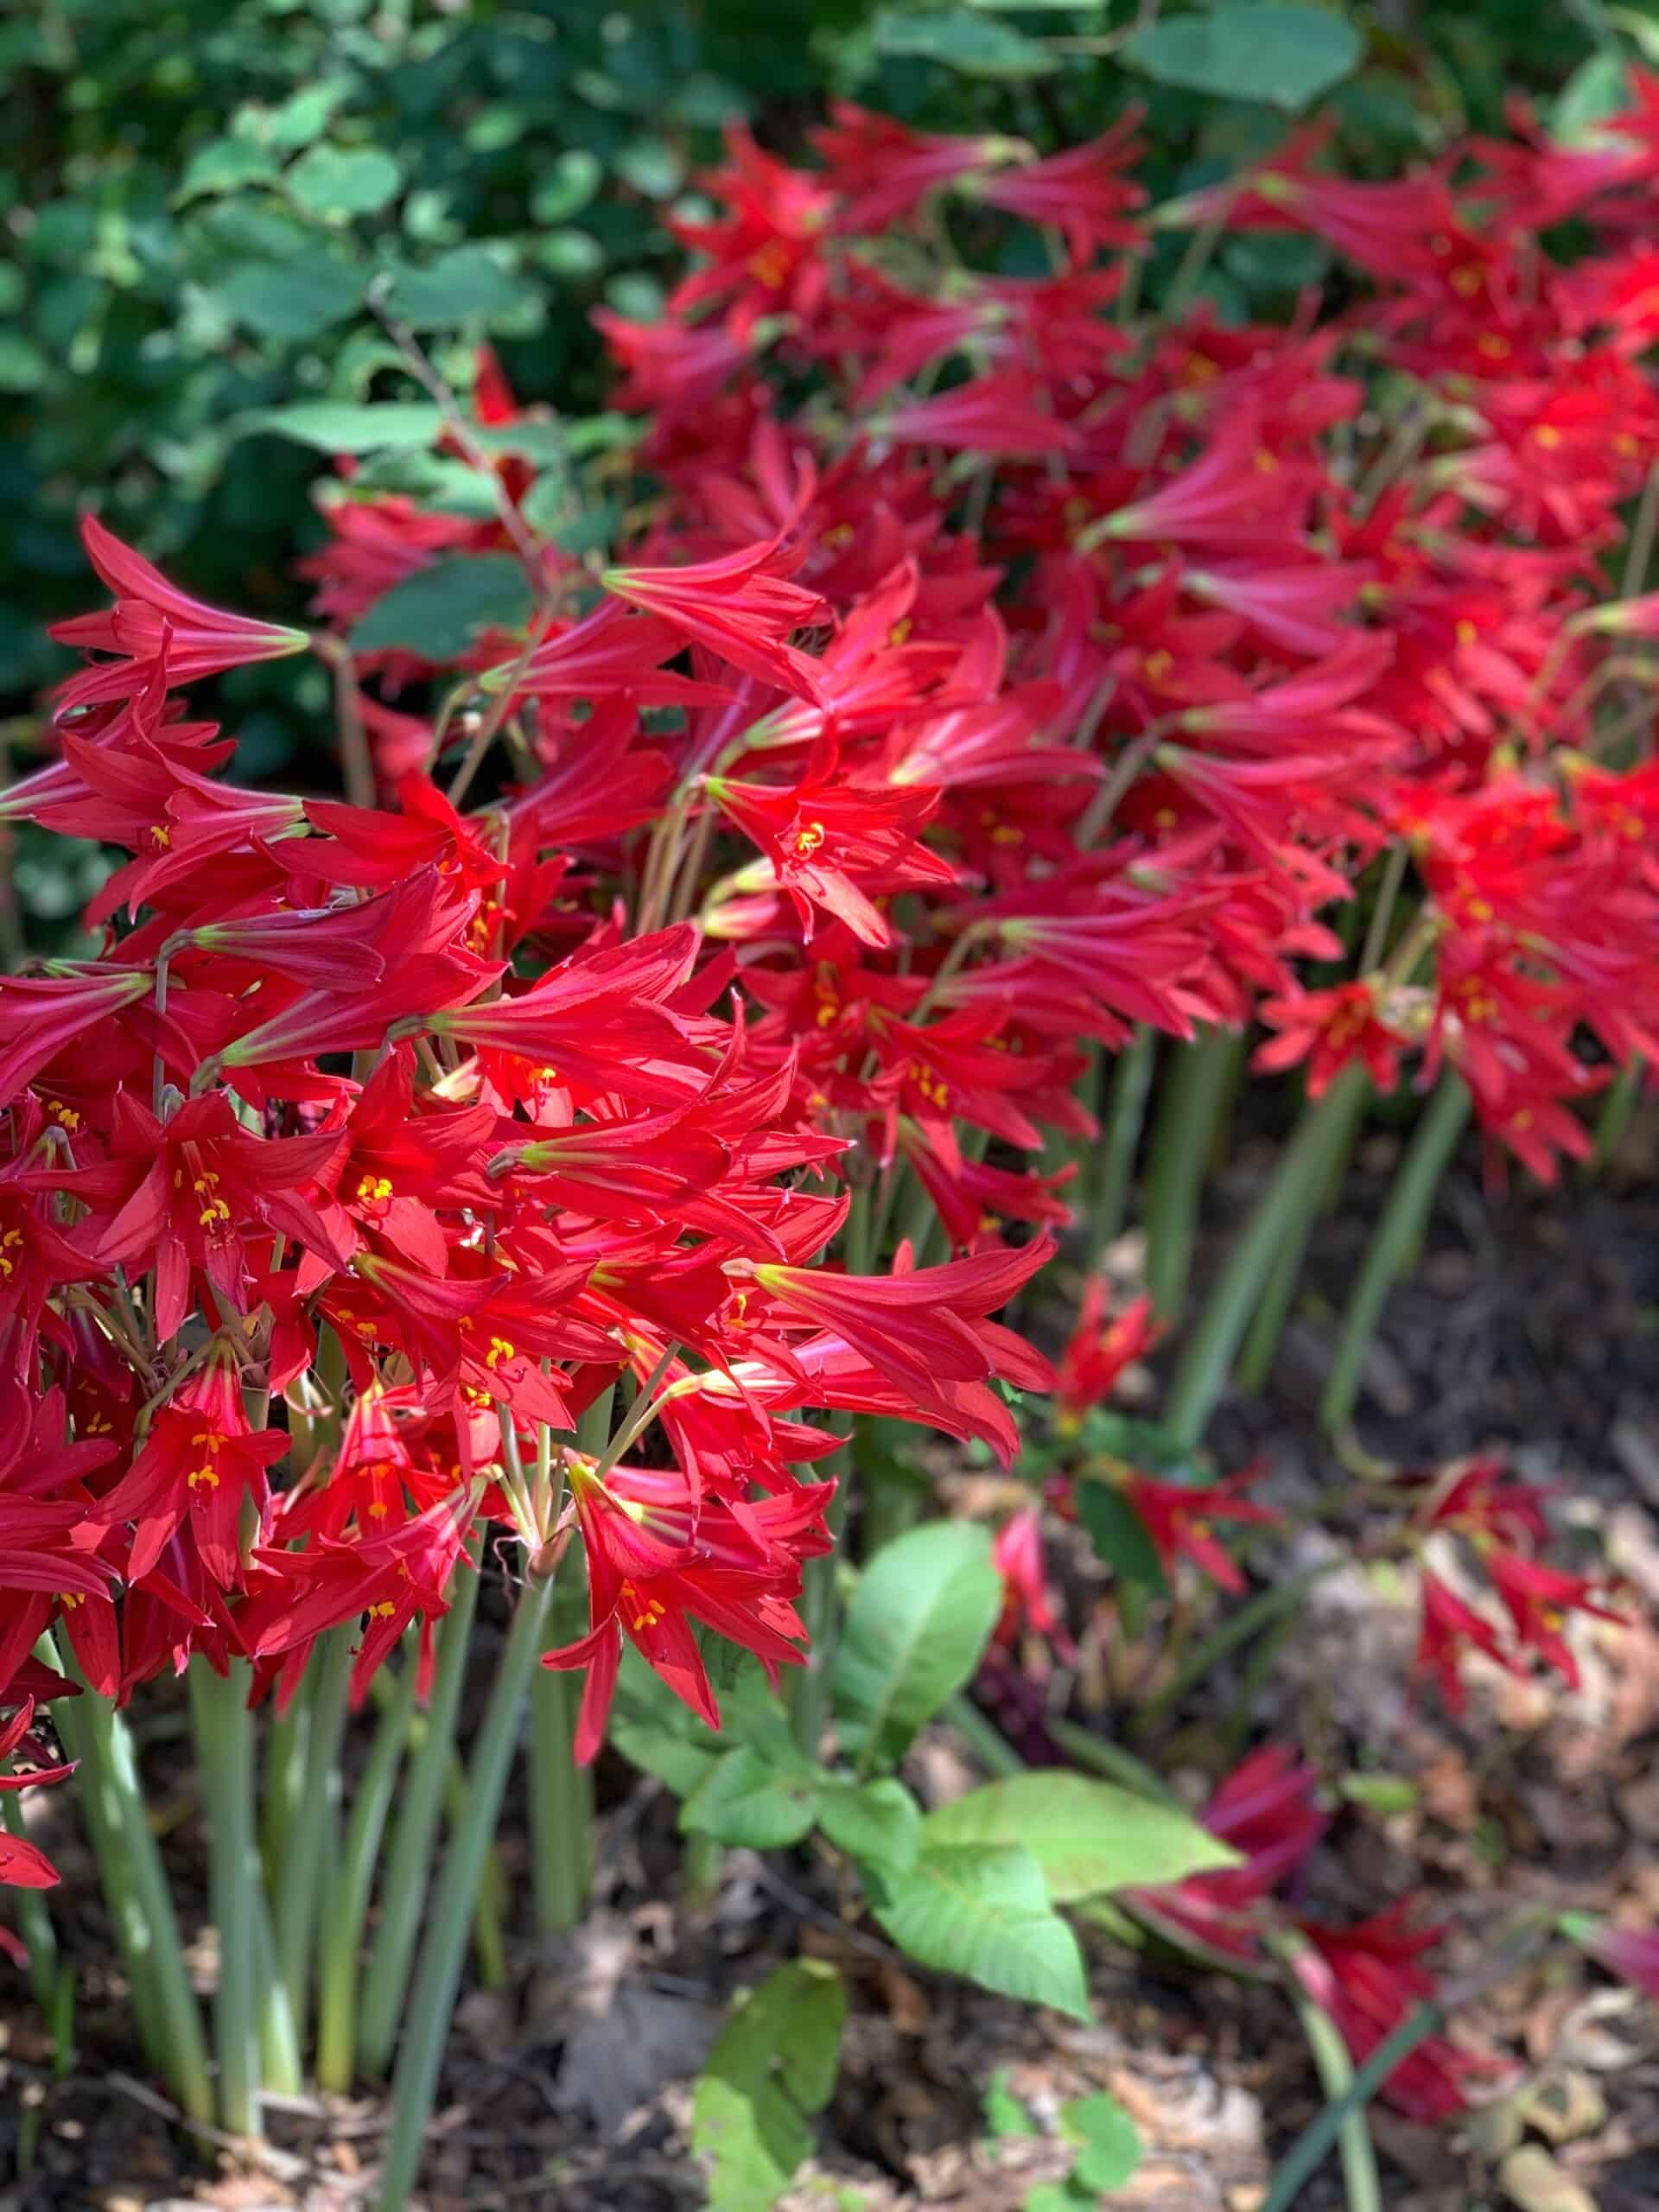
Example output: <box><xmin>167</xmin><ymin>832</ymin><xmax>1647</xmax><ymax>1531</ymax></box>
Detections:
<box><xmin>1144</xmin><ymin>1029</ymin><xmax>1237</xmax><ymax>1321</ymax></box>
<box><xmin>1090</xmin><ymin>1024</ymin><xmax>1154</xmax><ymax>1263</ymax></box>
<box><xmin>188</xmin><ymin>1659</ymin><xmax>260</xmax><ymax>2135</ymax></box>
<box><xmin>1</xmin><ymin>1790</ymin><xmax>70</xmax><ymax>2052</ymax></box>
<box><xmin>1234</xmin><ymin>1074</ymin><xmax>1369</xmax><ymax>1395</ymax></box>
<box><xmin>259</xmin><ymin>1687</ymin><xmax>309</xmax><ymax>1895</ymax></box>
<box><xmin>315</xmin><ymin>1655</ymin><xmax>416</xmax><ymax>2094</ymax></box>
<box><xmin>1320</xmin><ymin>1074</ymin><xmax>1471</xmax><ymax>1437</ymax></box>
<box><xmin>1279</xmin><ymin>1950</ymin><xmax>1382</xmax><ymax>2212</ymax></box>
<box><xmin>1164</xmin><ymin>1065</ymin><xmax>1368</xmax><ymax>1451</ymax></box>
<box><xmin>272</xmin><ymin>1626</ymin><xmax>353</xmax><ymax>2055</ymax></box>
<box><xmin>1261</xmin><ymin>1999</ymin><xmax>1440</xmax><ymax>2212</ymax></box>
<box><xmin>376</xmin><ymin>1571</ymin><xmax>553</xmax><ymax>2212</ymax></box>
<box><xmin>435</xmin><ymin>1738</ymin><xmax>512</xmax><ymax>1986</ymax></box>
<box><xmin>357</xmin><ymin>1548</ymin><xmax>482</xmax><ymax>2080</ymax></box>
<box><xmin>1588</xmin><ymin>1052</ymin><xmax>1644</xmax><ymax>1175</ymax></box>
<box><xmin>52</xmin><ymin>1640</ymin><xmax>213</xmax><ymax>2125</ymax></box>
<box><xmin>527</xmin><ymin>1389</ymin><xmax>611</xmax><ymax>1937</ymax></box>
<box><xmin>251</xmin><ymin>1890</ymin><xmax>301</xmax><ymax>2095</ymax></box>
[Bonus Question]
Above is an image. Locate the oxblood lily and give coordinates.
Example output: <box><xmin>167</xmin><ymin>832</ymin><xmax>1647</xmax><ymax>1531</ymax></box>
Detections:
<box><xmin>1481</xmin><ymin>1548</ymin><xmax>1626</xmax><ymax>1689</ymax></box>
<box><xmin>50</xmin><ymin>514</ymin><xmax>308</xmax><ymax>716</ymax></box>
<box><xmin>1128</xmin><ymin>1743</ymin><xmax>1329</xmax><ymax>1966</ymax></box>
<box><xmin>0</xmin><ymin>968</ymin><xmax>150</xmax><ymax>1104</ymax></box>
<box><xmin>1120</xmin><ymin>1465</ymin><xmax>1277</xmax><ymax>1592</ymax></box>
<box><xmin>970</xmin><ymin>120</ymin><xmax>1146</xmax><ymax>257</ymax></box>
<box><xmin>602</xmin><ymin>539</ymin><xmax>830</xmax><ymax>703</ymax></box>
<box><xmin>0</xmin><ymin>1697</ymin><xmax>76</xmax><ymax>1920</ymax></box>
<box><xmin>1054</xmin><ymin>1284</ymin><xmax>1159</xmax><ymax>1429</ymax></box>
<box><xmin>1413</xmin><ymin>1572</ymin><xmax>1523</xmax><ymax>1714</ymax></box>
<box><xmin>991</xmin><ymin>1506</ymin><xmax>1074</xmax><ymax>1658</ymax></box>
<box><xmin>545</xmin><ymin>1455</ymin><xmax>835</xmax><ymax>1760</ymax></box>
<box><xmin>1255</xmin><ymin>981</ymin><xmax>1411</xmax><ymax>1097</ymax></box>
<box><xmin>1290</xmin><ymin>1908</ymin><xmax>1492</xmax><ymax>2121</ymax></box>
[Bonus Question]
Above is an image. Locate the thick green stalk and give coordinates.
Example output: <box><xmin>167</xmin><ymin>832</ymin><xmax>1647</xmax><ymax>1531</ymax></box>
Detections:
<box><xmin>1234</xmin><ymin>1075</ymin><xmax>1369</xmax><ymax>1395</ymax></box>
<box><xmin>1587</xmin><ymin>1052</ymin><xmax>1644</xmax><ymax>1175</ymax></box>
<box><xmin>1089</xmin><ymin>1024</ymin><xmax>1154</xmax><ymax>1262</ymax></box>
<box><xmin>1260</xmin><ymin>2003</ymin><xmax>1440</xmax><ymax>2212</ymax></box>
<box><xmin>315</xmin><ymin>1656</ymin><xmax>416</xmax><ymax>2094</ymax></box>
<box><xmin>1164</xmin><ymin>1066</ymin><xmax>1368</xmax><ymax>1451</ymax></box>
<box><xmin>527</xmin><ymin>1390</ymin><xmax>611</xmax><ymax>1936</ymax></box>
<box><xmin>53</xmin><ymin>1643</ymin><xmax>213</xmax><ymax>2124</ymax></box>
<box><xmin>251</xmin><ymin>1886</ymin><xmax>302</xmax><ymax>2095</ymax></box>
<box><xmin>188</xmin><ymin>1659</ymin><xmax>260</xmax><ymax>2135</ymax></box>
<box><xmin>1143</xmin><ymin>1029</ymin><xmax>1236</xmax><ymax>1320</ymax></box>
<box><xmin>377</xmin><ymin>1573</ymin><xmax>553</xmax><ymax>2212</ymax></box>
<box><xmin>357</xmin><ymin>1549</ymin><xmax>482</xmax><ymax>2080</ymax></box>
<box><xmin>272</xmin><ymin>1626</ymin><xmax>353</xmax><ymax>2053</ymax></box>
<box><xmin>260</xmin><ymin>1687</ymin><xmax>309</xmax><ymax>1896</ymax></box>
<box><xmin>1320</xmin><ymin>1075</ymin><xmax>1471</xmax><ymax>1436</ymax></box>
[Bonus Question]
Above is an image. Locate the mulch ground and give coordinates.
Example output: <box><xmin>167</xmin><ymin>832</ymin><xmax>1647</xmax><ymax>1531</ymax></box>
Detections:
<box><xmin>4</xmin><ymin>1116</ymin><xmax>1658</xmax><ymax>2212</ymax></box>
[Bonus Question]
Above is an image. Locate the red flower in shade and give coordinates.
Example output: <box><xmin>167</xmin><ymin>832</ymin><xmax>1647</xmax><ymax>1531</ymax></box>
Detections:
<box><xmin>1413</xmin><ymin>1572</ymin><xmax>1523</xmax><ymax>1715</ymax></box>
<box><xmin>602</xmin><ymin>539</ymin><xmax>830</xmax><ymax>702</ymax></box>
<box><xmin>991</xmin><ymin>1505</ymin><xmax>1075</xmax><ymax>1658</ymax></box>
<box><xmin>544</xmin><ymin>1456</ymin><xmax>835</xmax><ymax>1761</ymax></box>
<box><xmin>0</xmin><ymin>1694</ymin><xmax>77</xmax><ymax>1936</ymax></box>
<box><xmin>972</xmin><ymin>120</ymin><xmax>1147</xmax><ymax>258</ymax></box>
<box><xmin>1129</xmin><ymin>1743</ymin><xmax>1329</xmax><ymax>1965</ymax></box>
<box><xmin>1120</xmin><ymin>1465</ymin><xmax>1278</xmax><ymax>1593</ymax></box>
<box><xmin>1054</xmin><ymin>1284</ymin><xmax>1159</xmax><ymax>1429</ymax></box>
<box><xmin>95</xmin><ymin>1343</ymin><xmax>289</xmax><ymax>1589</ymax></box>
<box><xmin>0</xmin><ymin>968</ymin><xmax>150</xmax><ymax>1104</ymax></box>
<box><xmin>50</xmin><ymin>514</ymin><xmax>308</xmax><ymax>716</ymax></box>
<box><xmin>1290</xmin><ymin>1909</ymin><xmax>1493</xmax><ymax>2121</ymax></box>
<box><xmin>878</xmin><ymin>374</ymin><xmax>1076</xmax><ymax>458</ymax></box>
<box><xmin>1481</xmin><ymin>1549</ymin><xmax>1626</xmax><ymax>1691</ymax></box>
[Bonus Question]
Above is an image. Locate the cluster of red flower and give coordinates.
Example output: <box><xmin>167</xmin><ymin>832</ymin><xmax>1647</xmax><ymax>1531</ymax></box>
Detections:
<box><xmin>3</xmin><ymin>83</ymin><xmax>1657</xmax><ymax>2096</ymax></box>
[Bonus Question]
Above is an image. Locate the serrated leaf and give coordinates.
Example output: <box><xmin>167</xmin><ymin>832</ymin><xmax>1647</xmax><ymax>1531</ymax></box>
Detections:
<box><xmin>1122</xmin><ymin>5</ymin><xmax>1363</xmax><ymax>112</ymax></box>
<box><xmin>1075</xmin><ymin>1480</ymin><xmax>1170</xmax><ymax>1598</ymax></box>
<box><xmin>241</xmin><ymin>402</ymin><xmax>446</xmax><ymax>452</ymax></box>
<box><xmin>682</xmin><ymin>1747</ymin><xmax>820</xmax><ymax>1850</ymax></box>
<box><xmin>817</xmin><ymin>1777</ymin><xmax>923</xmax><ymax>1872</ymax></box>
<box><xmin>384</xmin><ymin>244</ymin><xmax>524</xmax><ymax>328</ymax></box>
<box><xmin>693</xmin><ymin>1962</ymin><xmax>846</xmax><ymax>2212</ymax></box>
<box><xmin>216</xmin><ymin>256</ymin><xmax>363</xmax><ymax>340</ymax></box>
<box><xmin>870</xmin><ymin>1844</ymin><xmax>1089</xmax><ymax>2019</ymax></box>
<box><xmin>831</xmin><ymin>1522</ymin><xmax>1002</xmax><ymax>1768</ymax></box>
<box><xmin>350</xmin><ymin>553</ymin><xmax>533</xmax><ymax>658</ymax></box>
<box><xmin>177</xmin><ymin>138</ymin><xmax>282</xmax><ymax>203</ymax></box>
<box><xmin>287</xmin><ymin>143</ymin><xmax>402</xmax><ymax>219</ymax></box>
<box><xmin>1062</xmin><ymin>2093</ymin><xmax>1142</xmax><ymax>2190</ymax></box>
<box><xmin>875</xmin><ymin>6</ymin><xmax>1059</xmax><ymax>77</ymax></box>
<box><xmin>922</xmin><ymin>1772</ymin><xmax>1237</xmax><ymax>1902</ymax></box>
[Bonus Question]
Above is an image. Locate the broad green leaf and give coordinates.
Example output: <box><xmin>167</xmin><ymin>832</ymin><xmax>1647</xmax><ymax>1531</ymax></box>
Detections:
<box><xmin>384</xmin><ymin>244</ymin><xmax>524</xmax><ymax>328</ymax></box>
<box><xmin>350</xmin><ymin>553</ymin><xmax>533</xmax><ymax>658</ymax></box>
<box><xmin>921</xmin><ymin>1772</ymin><xmax>1236</xmax><ymax>1902</ymax></box>
<box><xmin>287</xmin><ymin>143</ymin><xmax>403</xmax><ymax>219</ymax></box>
<box><xmin>681</xmin><ymin>1747</ymin><xmax>820</xmax><ymax>1850</ymax></box>
<box><xmin>1024</xmin><ymin>2185</ymin><xmax>1092</xmax><ymax>2212</ymax></box>
<box><xmin>216</xmin><ymin>256</ymin><xmax>362</xmax><ymax>340</ymax></box>
<box><xmin>241</xmin><ymin>402</ymin><xmax>446</xmax><ymax>452</ymax></box>
<box><xmin>1122</xmin><ymin>5</ymin><xmax>1363</xmax><ymax>112</ymax></box>
<box><xmin>0</xmin><ymin>333</ymin><xmax>48</xmax><ymax>392</ymax></box>
<box><xmin>177</xmin><ymin>138</ymin><xmax>282</xmax><ymax>203</ymax></box>
<box><xmin>1062</xmin><ymin>2093</ymin><xmax>1142</xmax><ymax>2190</ymax></box>
<box><xmin>874</xmin><ymin>6</ymin><xmax>1059</xmax><ymax>77</ymax></box>
<box><xmin>608</xmin><ymin>1712</ymin><xmax>721</xmax><ymax>1796</ymax></box>
<box><xmin>692</xmin><ymin>1962</ymin><xmax>846</xmax><ymax>2212</ymax></box>
<box><xmin>831</xmin><ymin>1522</ymin><xmax>1001</xmax><ymax>1767</ymax></box>
<box><xmin>817</xmin><ymin>1777</ymin><xmax>923</xmax><ymax>1872</ymax></box>
<box><xmin>1075</xmin><ymin>1480</ymin><xmax>1170</xmax><ymax>1598</ymax></box>
<box><xmin>870</xmin><ymin>1844</ymin><xmax>1089</xmax><ymax>2020</ymax></box>
<box><xmin>1551</xmin><ymin>51</ymin><xmax>1631</xmax><ymax>145</ymax></box>
<box><xmin>242</xmin><ymin>78</ymin><xmax>358</xmax><ymax>154</ymax></box>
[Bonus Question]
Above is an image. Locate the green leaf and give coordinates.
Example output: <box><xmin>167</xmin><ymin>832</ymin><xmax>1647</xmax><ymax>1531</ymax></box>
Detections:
<box><xmin>983</xmin><ymin>2066</ymin><xmax>1032</xmax><ymax>2139</ymax></box>
<box><xmin>287</xmin><ymin>143</ymin><xmax>403</xmax><ymax>219</ymax></box>
<box><xmin>531</xmin><ymin>149</ymin><xmax>603</xmax><ymax>225</ymax></box>
<box><xmin>682</xmin><ymin>1747</ymin><xmax>820</xmax><ymax>1851</ymax></box>
<box><xmin>1024</xmin><ymin>2185</ymin><xmax>1092</xmax><ymax>2212</ymax></box>
<box><xmin>240</xmin><ymin>402</ymin><xmax>446</xmax><ymax>453</ymax></box>
<box><xmin>1122</xmin><ymin>5</ymin><xmax>1363</xmax><ymax>112</ymax></box>
<box><xmin>817</xmin><ymin>1778</ymin><xmax>923</xmax><ymax>1872</ymax></box>
<box><xmin>874</xmin><ymin>7</ymin><xmax>1060</xmax><ymax>78</ymax></box>
<box><xmin>870</xmin><ymin>1844</ymin><xmax>1089</xmax><ymax>2019</ymax></box>
<box><xmin>0</xmin><ymin>332</ymin><xmax>48</xmax><ymax>392</ymax></box>
<box><xmin>921</xmin><ymin>1772</ymin><xmax>1237</xmax><ymax>1903</ymax></box>
<box><xmin>692</xmin><ymin>1962</ymin><xmax>847</xmax><ymax>2212</ymax></box>
<box><xmin>607</xmin><ymin>1713</ymin><xmax>721</xmax><ymax>1797</ymax></box>
<box><xmin>350</xmin><ymin>553</ymin><xmax>533</xmax><ymax>658</ymax></box>
<box><xmin>177</xmin><ymin>137</ymin><xmax>282</xmax><ymax>203</ymax></box>
<box><xmin>1551</xmin><ymin>50</ymin><xmax>1631</xmax><ymax>145</ymax></box>
<box><xmin>383</xmin><ymin>244</ymin><xmax>524</xmax><ymax>328</ymax></box>
<box><xmin>242</xmin><ymin>78</ymin><xmax>357</xmax><ymax>154</ymax></box>
<box><xmin>1075</xmin><ymin>1480</ymin><xmax>1170</xmax><ymax>1598</ymax></box>
<box><xmin>1062</xmin><ymin>2093</ymin><xmax>1142</xmax><ymax>2190</ymax></box>
<box><xmin>831</xmin><ymin>1522</ymin><xmax>1002</xmax><ymax>1769</ymax></box>
<box><xmin>216</xmin><ymin>256</ymin><xmax>363</xmax><ymax>340</ymax></box>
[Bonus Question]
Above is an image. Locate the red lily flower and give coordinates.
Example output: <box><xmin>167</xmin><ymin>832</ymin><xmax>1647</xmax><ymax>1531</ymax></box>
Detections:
<box><xmin>1129</xmin><ymin>1743</ymin><xmax>1329</xmax><ymax>1965</ymax></box>
<box><xmin>1291</xmin><ymin>1909</ymin><xmax>1493</xmax><ymax>2121</ymax></box>
<box><xmin>602</xmin><ymin>540</ymin><xmax>829</xmax><ymax>703</ymax></box>
<box><xmin>1413</xmin><ymin>1573</ymin><xmax>1523</xmax><ymax>1715</ymax></box>
<box><xmin>1481</xmin><ymin>1549</ymin><xmax>1626</xmax><ymax>1690</ymax></box>
<box><xmin>1121</xmin><ymin>1465</ymin><xmax>1277</xmax><ymax>1593</ymax></box>
<box><xmin>1055</xmin><ymin>1285</ymin><xmax>1159</xmax><ymax>1429</ymax></box>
